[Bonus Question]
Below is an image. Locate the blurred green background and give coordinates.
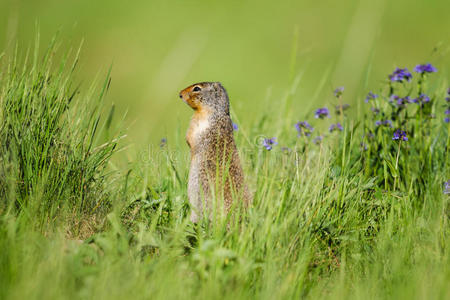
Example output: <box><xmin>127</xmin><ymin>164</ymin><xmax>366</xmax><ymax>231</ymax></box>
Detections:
<box><xmin>1</xmin><ymin>0</ymin><xmax>449</xmax><ymax>147</ymax></box>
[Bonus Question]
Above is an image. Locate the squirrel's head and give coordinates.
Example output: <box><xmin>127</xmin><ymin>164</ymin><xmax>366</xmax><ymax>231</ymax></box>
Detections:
<box><xmin>179</xmin><ymin>82</ymin><xmax>230</xmax><ymax>115</ymax></box>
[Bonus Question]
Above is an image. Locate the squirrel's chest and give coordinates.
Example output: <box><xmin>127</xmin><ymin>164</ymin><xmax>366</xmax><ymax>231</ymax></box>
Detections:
<box><xmin>186</xmin><ymin>117</ymin><xmax>211</xmax><ymax>148</ymax></box>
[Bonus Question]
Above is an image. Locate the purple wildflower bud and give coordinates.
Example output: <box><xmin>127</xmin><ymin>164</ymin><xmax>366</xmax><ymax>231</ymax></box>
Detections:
<box><xmin>160</xmin><ymin>138</ymin><xmax>167</xmax><ymax>148</ymax></box>
<box><xmin>444</xmin><ymin>180</ymin><xmax>450</xmax><ymax>195</ymax></box>
<box><xmin>445</xmin><ymin>118</ymin><xmax>450</xmax><ymax>123</ymax></box>
<box><xmin>391</xmin><ymin>95</ymin><xmax>409</xmax><ymax>107</ymax></box>
<box><xmin>375</xmin><ymin>120</ymin><xmax>393</xmax><ymax>128</ymax></box>
<box><xmin>392</xmin><ymin>129</ymin><xmax>408</xmax><ymax>141</ymax></box>
<box><xmin>365</xmin><ymin>91</ymin><xmax>379</xmax><ymax>103</ymax></box>
<box><xmin>413</xmin><ymin>63</ymin><xmax>437</xmax><ymax>74</ymax></box>
<box><xmin>281</xmin><ymin>147</ymin><xmax>291</xmax><ymax>153</ymax></box>
<box><xmin>390</xmin><ymin>95</ymin><xmax>399</xmax><ymax>103</ymax></box>
<box><xmin>334</xmin><ymin>87</ymin><xmax>344</xmax><ymax>98</ymax></box>
<box><xmin>412</xmin><ymin>93</ymin><xmax>430</xmax><ymax>105</ymax></box>
<box><xmin>315</xmin><ymin>107</ymin><xmax>330</xmax><ymax>119</ymax></box>
<box><xmin>445</xmin><ymin>109</ymin><xmax>450</xmax><ymax>115</ymax></box>
<box><xmin>446</xmin><ymin>97</ymin><xmax>450</xmax><ymax>103</ymax></box>
<box><xmin>263</xmin><ymin>137</ymin><xmax>278</xmax><ymax>151</ymax></box>
<box><xmin>335</xmin><ymin>104</ymin><xmax>350</xmax><ymax>114</ymax></box>
<box><xmin>389</xmin><ymin>68</ymin><xmax>412</xmax><ymax>82</ymax></box>
<box><xmin>232</xmin><ymin>122</ymin><xmax>239</xmax><ymax>131</ymax></box>
<box><xmin>313</xmin><ymin>136</ymin><xmax>323</xmax><ymax>145</ymax></box>
<box><xmin>402</xmin><ymin>96</ymin><xmax>411</xmax><ymax>105</ymax></box>
<box><xmin>295</xmin><ymin>121</ymin><xmax>314</xmax><ymax>137</ymax></box>
<box><xmin>360</xmin><ymin>142</ymin><xmax>368</xmax><ymax>151</ymax></box>
<box><xmin>371</xmin><ymin>107</ymin><xmax>380</xmax><ymax>114</ymax></box>
<box><xmin>329</xmin><ymin>123</ymin><xmax>343</xmax><ymax>132</ymax></box>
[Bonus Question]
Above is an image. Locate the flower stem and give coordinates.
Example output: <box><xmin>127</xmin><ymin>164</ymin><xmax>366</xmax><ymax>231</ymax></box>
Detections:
<box><xmin>394</xmin><ymin>140</ymin><xmax>401</xmax><ymax>191</ymax></box>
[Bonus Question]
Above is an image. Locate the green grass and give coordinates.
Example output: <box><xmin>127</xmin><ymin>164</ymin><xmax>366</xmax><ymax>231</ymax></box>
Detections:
<box><xmin>0</xmin><ymin>42</ymin><xmax>449</xmax><ymax>300</ymax></box>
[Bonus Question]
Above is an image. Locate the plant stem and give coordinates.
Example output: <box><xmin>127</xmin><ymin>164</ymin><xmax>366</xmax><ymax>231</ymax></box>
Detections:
<box><xmin>394</xmin><ymin>140</ymin><xmax>401</xmax><ymax>191</ymax></box>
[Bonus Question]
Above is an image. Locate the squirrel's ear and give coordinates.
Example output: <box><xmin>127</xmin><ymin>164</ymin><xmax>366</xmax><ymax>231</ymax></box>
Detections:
<box><xmin>213</xmin><ymin>82</ymin><xmax>222</xmax><ymax>90</ymax></box>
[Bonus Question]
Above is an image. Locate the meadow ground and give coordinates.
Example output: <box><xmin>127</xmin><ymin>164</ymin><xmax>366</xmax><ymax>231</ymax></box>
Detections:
<box><xmin>0</xmin><ymin>41</ymin><xmax>449</xmax><ymax>300</ymax></box>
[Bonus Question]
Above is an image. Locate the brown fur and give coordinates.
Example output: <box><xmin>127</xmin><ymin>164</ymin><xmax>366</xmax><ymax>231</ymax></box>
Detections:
<box><xmin>180</xmin><ymin>82</ymin><xmax>250</xmax><ymax>222</ymax></box>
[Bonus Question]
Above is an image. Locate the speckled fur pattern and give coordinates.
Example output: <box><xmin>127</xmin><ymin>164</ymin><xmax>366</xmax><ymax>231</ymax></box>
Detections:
<box><xmin>180</xmin><ymin>82</ymin><xmax>250</xmax><ymax>223</ymax></box>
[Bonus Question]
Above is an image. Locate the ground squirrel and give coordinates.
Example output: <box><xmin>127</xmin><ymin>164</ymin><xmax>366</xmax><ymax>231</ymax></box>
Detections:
<box><xmin>179</xmin><ymin>82</ymin><xmax>250</xmax><ymax>223</ymax></box>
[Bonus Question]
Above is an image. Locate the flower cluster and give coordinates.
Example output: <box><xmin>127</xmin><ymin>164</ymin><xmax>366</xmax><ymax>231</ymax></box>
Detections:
<box><xmin>295</xmin><ymin>121</ymin><xmax>314</xmax><ymax>137</ymax></box>
<box><xmin>389</xmin><ymin>68</ymin><xmax>412</xmax><ymax>82</ymax></box>
<box><xmin>412</xmin><ymin>94</ymin><xmax>430</xmax><ymax>107</ymax></box>
<box><xmin>365</xmin><ymin>91</ymin><xmax>378</xmax><ymax>103</ymax></box>
<box><xmin>335</xmin><ymin>104</ymin><xmax>350</xmax><ymax>115</ymax></box>
<box><xmin>232</xmin><ymin>122</ymin><xmax>239</xmax><ymax>131</ymax></box>
<box><xmin>390</xmin><ymin>95</ymin><xmax>410</xmax><ymax>108</ymax></box>
<box><xmin>313</xmin><ymin>136</ymin><xmax>323</xmax><ymax>145</ymax></box>
<box><xmin>334</xmin><ymin>87</ymin><xmax>344</xmax><ymax>98</ymax></box>
<box><xmin>445</xmin><ymin>180</ymin><xmax>450</xmax><ymax>195</ymax></box>
<box><xmin>329</xmin><ymin>123</ymin><xmax>343</xmax><ymax>132</ymax></box>
<box><xmin>263</xmin><ymin>137</ymin><xmax>278</xmax><ymax>151</ymax></box>
<box><xmin>392</xmin><ymin>129</ymin><xmax>408</xmax><ymax>141</ymax></box>
<box><xmin>375</xmin><ymin>120</ymin><xmax>393</xmax><ymax>127</ymax></box>
<box><xmin>414</xmin><ymin>63</ymin><xmax>437</xmax><ymax>74</ymax></box>
<box><xmin>262</xmin><ymin>64</ymin><xmax>446</xmax><ymax>155</ymax></box>
<box><xmin>371</xmin><ymin>107</ymin><xmax>380</xmax><ymax>115</ymax></box>
<box><xmin>258</xmin><ymin>62</ymin><xmax>449</xmax><ymax>196</ymax></box>
<box><xmin>315</xmin><ymin>107</ymin><xmax>330</xmax><ymax>119</ymax></box>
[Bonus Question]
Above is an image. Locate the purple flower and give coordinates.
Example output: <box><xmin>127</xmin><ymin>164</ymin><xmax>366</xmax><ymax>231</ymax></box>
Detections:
<box><xmin>329</xmin><ymin>123</ymin><xmax>343</xmax><ymax>132</ymax></box>
<box><xmin>232</xmin><ymin>122</ymin><xmax>239</xmax><ymax>131</ymax></box>
<box><xmin>365</xmin><ymin>91</ymin><xmax>379</xmax><ymax>103</ymax></box>
<box><xmin>281</xmin><ymin>147</ymin><xmax>291</xmax><ymax>153</ymax></box>
<box><xmin>263</xmin><ymin>137</ymin><xmax>278</xmax><ymax>151</ymax></box>
<box><xmin>389</xmin><ymin>68</ymin><xmax>412</xmax><ymax>82</ymax></box>
<box><xmin>334</xmin><ymin>87</ymin><xmax>344</xmax><ymax>98</ymax></box>
<box><xmin>160</xmin><ymin>138</ymin><xmax>167</xmax><ymax>148</ymax></box>
<box><xmin>390</xmin><ymin>95</ymin><xmax>400</xmax><ymax>103</ymax></box>
<box><xmin>446</xmin><ymin>97</ymin><xmax>450</xmax><ymax>103</ymax></box>
<box><xmin>444</xmin><ymin>180</ymin><xmax>450</xmax><ymax>195</ymax></box>
<box><xmin>390</xmin><ymin>95</ymin><xmax>410</xmax><ymax>107</ymax></box>
<box><xmin>295</xmin><ymin>121</ymin><xmax>314</xmax><ymax>137</ymax></box>
<box><xmin>371</xmin><ymin>107</ymin><xmax>380</xmax><ymax>115</ymax></box>
<box><xmin>360</xmin><ymin>142</ymin><xmax>368</xmax><ymax>151</ymax></box>
<box><xmin>335</xmin><ymin>104</ymin><xmax>350</xmax><ymax>114</ymax></box>
<box><xmin>442</xmin><ymin>109</ymin><xmax>449</xmax><ymax>122</ymax></box>
<box><xmin>315</xmin><ymin>107</ymin><xmax>330</xmax><ymax>119</ymax></box>
<box><xmin>392</xmin><ymin>129</ymin><xmax>408</xmax><ymax>141</ymax></box>
<box><xmin>375</xmin><ymin>120</ymin><xmax>393</xmax><ymax>128</ymax></box>
<box><xmin>414</xmin><ymin>63</ymin><xmax>437</xmax><ymax>74</ymax></box>
<box><xmin>313</xmin><ymin>136</ymin><xmax>323</xmax><ymax>145</ymax></box>
<box><xmin>412</xmin><ymin>94</ymin><xmax>430</xmax><ymax>106</ymax></box>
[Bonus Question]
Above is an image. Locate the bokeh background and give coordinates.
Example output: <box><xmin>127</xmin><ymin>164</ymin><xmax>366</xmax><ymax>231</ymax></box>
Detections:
<box><xmin>1</xmin><ymin>0</ymin><xmax>449</xmax><ymax>147</ymax></box>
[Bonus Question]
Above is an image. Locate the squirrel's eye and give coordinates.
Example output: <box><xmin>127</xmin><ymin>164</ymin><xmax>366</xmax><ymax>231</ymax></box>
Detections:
<box><xmin>193</xmin><ymin>86</ymin><xmax>201</xmax><ymax>92</ymax></box>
